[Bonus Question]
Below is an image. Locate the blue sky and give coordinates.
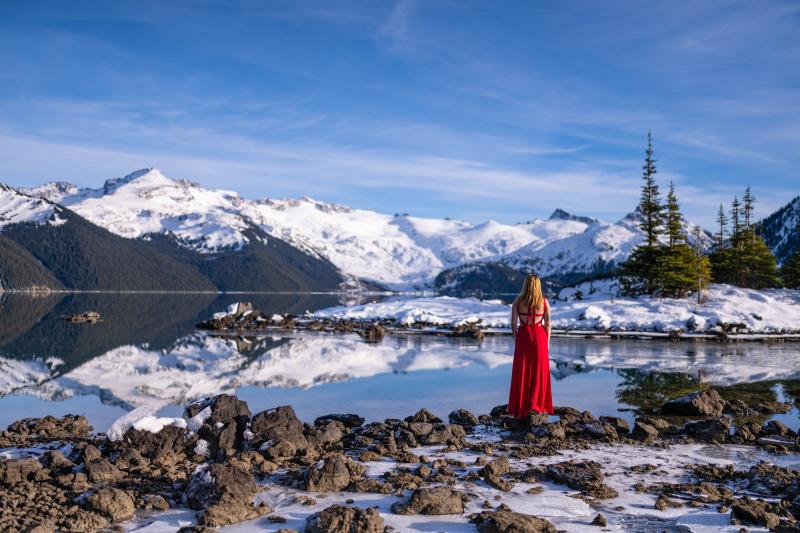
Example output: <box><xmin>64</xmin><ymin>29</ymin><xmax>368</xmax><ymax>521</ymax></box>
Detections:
<box><xmin>0</xmin><ymin>0</ymin><xmax>798</xmax><ymax>227</ymax></box>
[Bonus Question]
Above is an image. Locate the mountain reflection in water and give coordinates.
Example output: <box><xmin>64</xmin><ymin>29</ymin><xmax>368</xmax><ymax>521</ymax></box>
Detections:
<box><xmin>0</xmin><ymin>294</ymin><xmax>798</xmax><ymax>432</ymax></box>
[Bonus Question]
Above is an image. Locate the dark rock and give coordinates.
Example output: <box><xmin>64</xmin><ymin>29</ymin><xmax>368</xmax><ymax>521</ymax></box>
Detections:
<box><xmin>534</xmin><ymin>461</ymin><xmax>618</xmax><ymax>499</ymax></box>
<box><xmin>85</xmin><ymin>457</ymin><xmax>124</xmax><ymax>484</ymax></box>
<box><xmin>305</xmin><ymin>455</ymin><xmax>365</xmax><ymax>492</ymax></box>
<box><xmin>251</xmin><ymin>405</ymin><xmax>308</xmax><ymax>450</ymax></box>
<box><xmin>305</xmin><ymin>504</ymin><xmax>385</xmax><ymax>533</ymax></box>
<box><xmin>306</xmin><ymin>421</ymin><xmax>345</xmax><ymax>448</ymax></box>
<box><xmin>631</xmin><ymin>421</ymin><xmax>659</xmax><ymax>442</ymax></box>
<box><xmin>186</xmin><ymin>394</ymin><xmax>252</xmax><ymax>458</ymax></box>
<box><xmin>731</xmin><ymin>497</ymin><xmax>781</xmax><ymax>529</ymax></box>
<box><xmin>661</xmin><ymin>389</ymin><xmax>725</xmax><ymax>417</ymax></box>
<box><xmin>685</xmin><ymin>417</ymin><xmax>730</xmax><ymax>443</ymax></box>
<box><xmin>763</xmin><ymin>420</ymin><xmax>795</xmax><ymax>437</ymax></box>
<box><xmin>314</xmin><ymin>414</ymin><xmax>365</xmax><ymax>429</ymax></box>
<box><xmin>0</xmin><ymin>457</ymin><xmax>43</xmax><ymax>485</ymax></box>
<box><xmin>470</xmin><ymin>510</ymin><xmax>557</xmax><ymax>532</ymax></box>
<box><xmin>591</xmin><ymin>513</ymin><xmax>607</xmax><ymax>527</ymax></box>
<box><xmin>6</xmin><ymin>414</ymin><xmax>92</xmax><ymax>440</ymax></box>
<box><xmin>599</xmin><ymin>416</ymin><xmax>630</xmax><ymax>434</ymax></box>
<box><xmin>449</xmin><ymin>409</ymin><xmax>479</xmax><ymax>427</ymax></box>
<box><xmin>405</xmin><ymin>408</ymin><xmax>442</xmax><ymax>424</ymax></box>
<box><xmin>490</xmin><ymin>405</ymin><xmax>510</xmax><ymax>418</ymax></box>
<box><xmin>391</xmin><ymin>486</ymin><xmax>466</xmax><ymax>515</ymax></box>
<box><xmin>186</xmin><ymin>463</ymin><xmax>271</xmax><ymax>526</ymax></box>
<box><xmin>122</xmin><ymin>425</ymin><xmax>188</xmax><ymax>461</ymax></box>
<box><xmin>84</xmin><ymin>487</ymin><xmax>135</xmax><ymax>522</ymax></box>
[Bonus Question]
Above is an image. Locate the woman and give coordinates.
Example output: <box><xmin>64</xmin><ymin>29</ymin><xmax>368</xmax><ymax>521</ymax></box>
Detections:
<box><xmin>507</xmin><ymin>273</ymin><xmax>554</xmax><ymax>417</ymax></box>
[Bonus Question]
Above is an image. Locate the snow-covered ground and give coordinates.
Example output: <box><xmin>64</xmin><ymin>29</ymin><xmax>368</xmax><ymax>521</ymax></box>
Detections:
<box><xmin>312</xmin><ymin>284</ymin><xmax>800</xmax><ymax>334</ymax></box>
<box><xmin>17</xmin><ymin>167</ymin><xmax>715</xmax><ymax>289</ymax></box>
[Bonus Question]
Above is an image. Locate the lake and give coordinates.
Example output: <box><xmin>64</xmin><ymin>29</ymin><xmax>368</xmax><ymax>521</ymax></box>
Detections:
<box><xmin>1</xmin><ymin>293</ymin><xmax>798</xmax><ymax>433</ymax></box>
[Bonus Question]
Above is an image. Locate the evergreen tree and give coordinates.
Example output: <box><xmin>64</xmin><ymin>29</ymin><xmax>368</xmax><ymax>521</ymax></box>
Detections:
<box><xmin>743</xmin><ymin>185</ymin><xmax>755</xmax><ymax>229</ymax></box>
<box><xmin>621</xmin><ymin>131</ymin><xmax>664</xmax><ymax>296</ymax></box>
<box><xmin>653</xmin><ymin>184</ymin><xmax>710</xmax><ymax>298</ymax></box>
<box><xmin>780</xmin><ymin>223</ymin><xmax>800</xmax><ymax>289</ymax></box>
<box><xmin>715</xmin><ymin>203</ymin><xmax>727</xmax><ymax>250</ymax></box>
<box><xmin>730</xmin><ymin>196</ymin><xmax>743</xmax><ymax>248</ymax></box>
<box><xmin>665</xmin><ymin>181</ymin><xmax>684</xmax><ymax>246</ymax></box>
<box><xmin>638</xmin><ymin>131</ymin><xmax>662</xmax><ymax>247</ymax></box>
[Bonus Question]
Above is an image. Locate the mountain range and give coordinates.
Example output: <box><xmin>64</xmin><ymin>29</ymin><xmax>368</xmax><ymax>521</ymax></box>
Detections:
<box><xmin>1</xmin><ymin>168</ymin><xmax>796</xmax><ymax>292</ymax></box>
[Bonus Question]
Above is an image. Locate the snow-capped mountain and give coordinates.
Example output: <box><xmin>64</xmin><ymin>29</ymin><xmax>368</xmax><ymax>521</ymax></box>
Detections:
<box><xmin>23</xmin><ymin>168</ymin><xmax>595</xmax><ymax>289</ymax></box>
<box><xmin>18</xmin><ymin>167</ymin><xmax>726</xmax><ymax>291</ymax></box>
<box><xmin>759</xmin><ymin>195</ymin><xmax>800</xmax><ymax>265</ymax></box>
<box><xmin>0</xmin><ymin>183</ymin><xmax>66</xmax><ymax>230</ymax></box>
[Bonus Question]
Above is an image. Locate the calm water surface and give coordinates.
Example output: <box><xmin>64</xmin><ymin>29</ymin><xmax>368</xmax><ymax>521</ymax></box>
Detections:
<box><xmin>1</xmin><ymin>293</ymin><xmax>798</xmax><ymax>433</ymax></box>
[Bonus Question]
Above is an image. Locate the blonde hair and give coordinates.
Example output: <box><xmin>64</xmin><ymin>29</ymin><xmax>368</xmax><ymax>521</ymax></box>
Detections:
<box><xmin>517</xmin><ymin>273</ymin><xmax>544</xmax><ymax>310</ymax></box>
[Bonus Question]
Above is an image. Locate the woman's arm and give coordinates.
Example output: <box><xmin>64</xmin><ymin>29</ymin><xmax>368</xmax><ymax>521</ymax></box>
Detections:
<box><xmin>545</xmin><ymin>298</ymin><xmax>552</xmax><ymax>347</ymax></box>
<box><xmin>511</xmin><ymin>298</ymin><xmax>518</xmax><ymax>338</ymax></box>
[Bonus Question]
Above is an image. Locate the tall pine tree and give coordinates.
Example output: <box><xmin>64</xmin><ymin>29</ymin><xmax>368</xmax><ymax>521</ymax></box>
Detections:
<box><xmin>730</xmin><ymin>196</ymin><xmax>743</xmax><ymax>248</ymax></box>
<box><xmin>621</xmin><ymin>132</ymin><xmax>664</xmax><ymax>296</ymax></box>
<box><xmin>638</xmin><ymin>131</ymin><xmax>662</xmax><ymax>247</ymax></box>
<box><xmin>654</xmin><ymin>183</ymin><xmax>711</xmax><ymax>298</ymax></box>
<box><xmin>715</xmin><ymin>203</ymin><xmax>727</xmax><ymax>250</ymax></box>
<box><xmin>665</xmin><ymin>181</ymin><xmax>684</xmax><ymax>246</ymax></box>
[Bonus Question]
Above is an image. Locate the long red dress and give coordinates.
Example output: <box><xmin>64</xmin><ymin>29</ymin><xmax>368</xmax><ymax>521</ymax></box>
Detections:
<box><xmin>507</xmin><ymin>299</ymin><xmax>554</xmax><ymax>417</ymax></box>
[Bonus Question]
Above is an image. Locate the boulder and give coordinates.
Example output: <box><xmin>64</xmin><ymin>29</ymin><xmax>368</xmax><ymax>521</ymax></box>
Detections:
<box><xmin>84</xmin><ymin>487</ymin><xmax>135</xmax><ymax>522</ymax></box>
<box><xmin>599</xmin><ymin>416</ymin><xmax>629</xmax><ymax>434</ymax></box>
<box><xmin>471</xmin><ymin>510</ymin><xmax>557</xmax><ymax>533</ymax></box>
<box><xmin>534</xmin><ymin>461</ymin><xmax>618</xmax><ymax>499</ymax></box>
<box><xmin>685</xmin><ymin>417</ymin><xmax>730</xmax><ymax>443</ymax></box>
<box><xmin>305</xmin><ymin>455</ymin><xmax>365</xmax><ymax>492</ymax></box>
<box><xmin>631</xmin><ymin>421</ymin><xmax>659</xmax><ymax>442</ymax></box>
<box><xmin>251</xmin><ymin>406</ymin><xmax>308</xmax><ymax>450</ymax></box>
<box><xmin>405</xmin><ymin>408</ymin><xmax>442</xmax><ymax>424</ymax></box>
<box><xmin>391</xmin><ymin>486</ymin><xmax>466</xmax><ymax>515</ymax></box>
<box><xmin>122</xmin><ymin>425</ymin><xmax>188</xmax><ymax>461</ymax></box>
<box><xmin>305</xmin><ymin>504</ymin><xmax>385</xmax><ymax>533</ymax></box>
<box><xmin>6</xmin><ymin>414</ymin><xmax>92</xmax><ymax>440</ymax></box>
<box><xmin>186</xmin><ymin>395</ymin><xmax>252</xmax><ymax>458</ymax></box>
<box><xmin>186</xmin><ymin>463</ymin><xmax>270</xmax><ymax>527</ymax></box>
<box><xmin>0</xmin><ymin>457</ymin><xmax>43</xmax><ymax>486</ymax></box>
<box><xmin>448</xmin><ymin>409</ymin><xmax>479</xmax><ymax>427</ymax></box>
<box><xmin>314</xmin><ymin>414</ymin><xmax>365</xmax><ymax>429</ymax></box>
<box><xmin>661</xmin><ymin>390</ymin><xmax>725</xmax><ymax>417</ymax></box>
<box><xmin>85</xmin><ymin>457</ymin><xmax>124</xmax><ymax>484</ymax></box>
<box><xmin>731</xmin><ymin>497</ymin><xmax>781</xmax><ymax>529</ymax></box>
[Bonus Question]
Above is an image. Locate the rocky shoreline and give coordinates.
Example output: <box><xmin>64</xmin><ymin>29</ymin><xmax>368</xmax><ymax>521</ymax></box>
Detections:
<box><xmin>1</xmin><ymin>389</ymin><xmax>798</xmax><ymax>532</ymax></box>
<box><xmin>197</xmin><ymin>302</ymin><xmax>800</xmax><ymax>343</ymax></box>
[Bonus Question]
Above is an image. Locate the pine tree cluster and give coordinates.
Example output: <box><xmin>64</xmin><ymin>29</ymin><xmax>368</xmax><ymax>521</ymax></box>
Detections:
<box><xmin>709</xmin><ymin>186</ymin><xmax>782</xmax><ymax>289</ymax></box>
<box><xmin>620</xmin><ymin>132</ymin><xmax>711</xmax><ymax>298</ymax></box>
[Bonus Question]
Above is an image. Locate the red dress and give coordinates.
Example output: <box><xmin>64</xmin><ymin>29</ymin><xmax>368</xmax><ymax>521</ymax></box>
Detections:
<box><xmin>507</xmin><ymin>299</ymin><xmax>554</xmax><ymax>417</ymax></box>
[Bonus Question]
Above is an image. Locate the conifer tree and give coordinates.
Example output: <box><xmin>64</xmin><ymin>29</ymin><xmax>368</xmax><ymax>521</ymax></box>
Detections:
<box><xmin>743</xmin><ymin>185</ymin><xmax>755</xmax><ymax>229</ymax></box>
<box><xmin>780</xmin><ymin>223</ymin><xmax>800</xmax><ymax>289</ymax></box>
<box><xmin>730</xmin><ymin>196</ymin><xmax>743</xmax><ymax>248</ymax></box>
<box><xmin>638</xmin><ymin>131</ymin><xmax>662</xmax><ymax>247</ymax></box>
<box><xmin>653</xmin><ymin>183</ymin><xmax>710</xmax><ymax>298</ymax></box>
<box><xmin>715</xmin><ymin>203</ymin><xmax>727</xmax><ymax>250</ymax></box>
<box><xmin>620</xmin><ymin>132</ymin><xmax>664</xmax><ymax>296</ymax></box>
<box><xmin>665</xmin><ymin>181</ymin><xmax>684</xmax><ymax>246</ymax></box>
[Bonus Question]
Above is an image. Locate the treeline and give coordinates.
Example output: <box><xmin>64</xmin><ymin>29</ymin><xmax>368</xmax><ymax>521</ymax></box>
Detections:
<box><xmin>620</xmin><ymin>132</ymin><xmax>799</xmax><ymax>298</ymax></box>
